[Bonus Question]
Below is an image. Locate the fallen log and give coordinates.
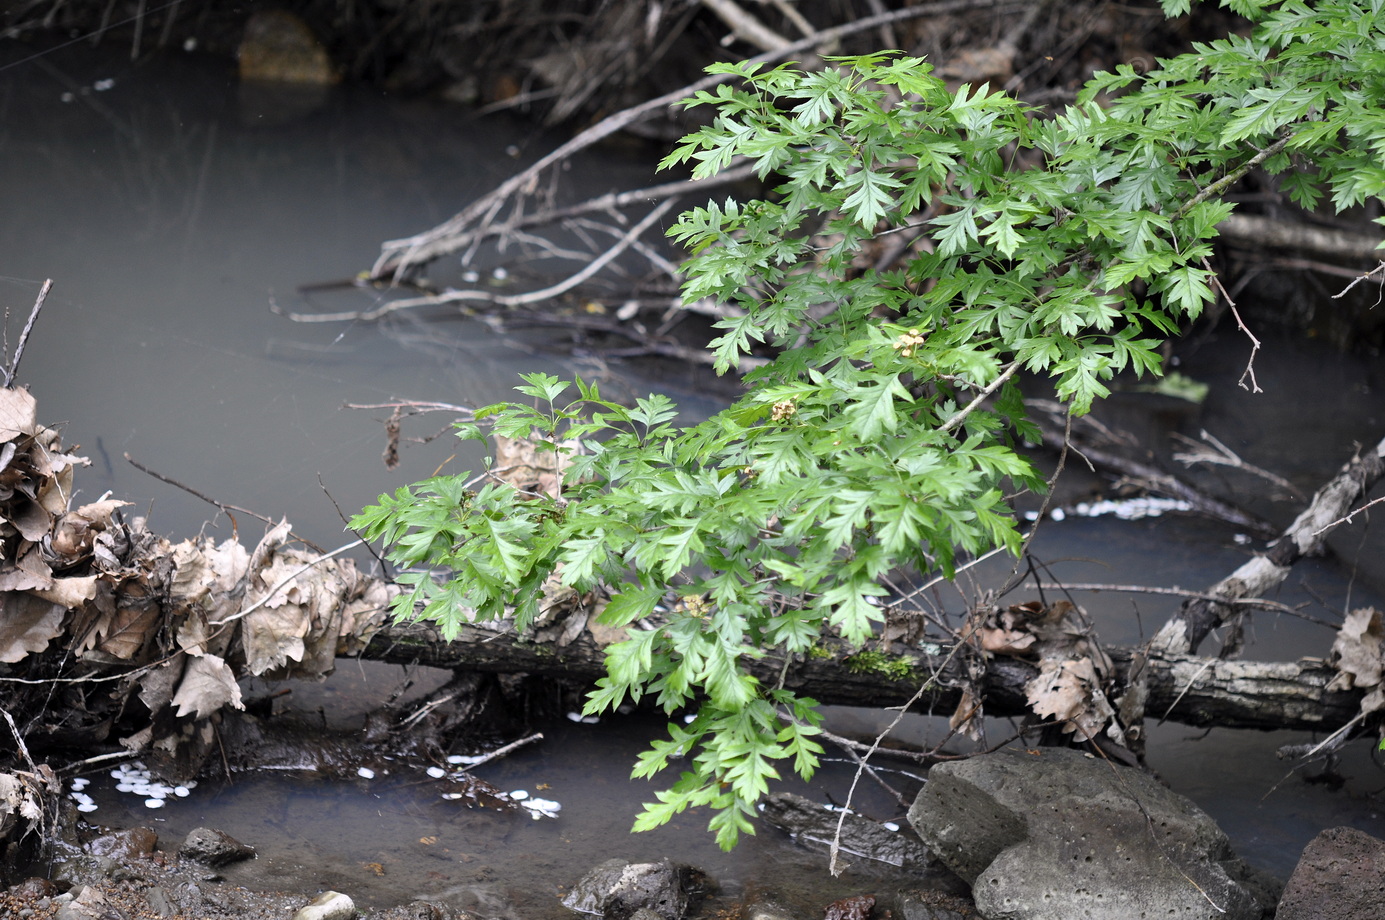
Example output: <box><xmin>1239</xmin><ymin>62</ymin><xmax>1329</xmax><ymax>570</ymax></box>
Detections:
<box><xmin>0</xmin><ymin>389</ymin><xmax>1376</xmax><ymax>784</ymax></box>
<box><xmin>359</xmin><ymin>616</ymin><xmax>1365</xmax><ymax>734</ymax></box>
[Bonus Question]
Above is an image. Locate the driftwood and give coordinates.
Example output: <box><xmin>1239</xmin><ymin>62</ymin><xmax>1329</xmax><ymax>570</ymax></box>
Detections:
<box><xmin>1150</xmin><ymin>434</ymin><xmax>1385</xmax><ymax>658</ymax></box>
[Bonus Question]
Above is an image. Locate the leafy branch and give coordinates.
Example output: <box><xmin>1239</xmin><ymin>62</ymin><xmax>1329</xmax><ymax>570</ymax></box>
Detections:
<box><xmin>355</xmin><ymin>0</ymin><xmax>1385</xmax><ymax>848</ymax></box>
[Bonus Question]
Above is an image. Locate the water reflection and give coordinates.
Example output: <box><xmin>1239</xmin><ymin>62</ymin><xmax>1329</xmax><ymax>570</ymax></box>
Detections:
<box><xmin>6</xmin><ymin>36</ymin><xmax>1385</xmax><ymax>911</ymax></box>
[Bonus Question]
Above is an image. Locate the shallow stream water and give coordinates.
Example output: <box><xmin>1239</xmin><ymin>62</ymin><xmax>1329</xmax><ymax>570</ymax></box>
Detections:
<box><xmin>4</xmin><ymin>39</ymin><xmax>1385</xmax><ymax>915</ymax></box>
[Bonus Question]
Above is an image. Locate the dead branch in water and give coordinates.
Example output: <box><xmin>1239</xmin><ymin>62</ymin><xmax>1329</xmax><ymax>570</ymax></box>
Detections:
<box><xmin>369</xmin><ymin>0</ymin><xmax>1027</xmax><ymax>283</ymax></box>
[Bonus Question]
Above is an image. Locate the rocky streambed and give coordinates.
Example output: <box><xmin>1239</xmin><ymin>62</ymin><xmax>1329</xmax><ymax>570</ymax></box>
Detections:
<box><xmin>7</xmin><ymin>744</ymin><xmax>1382</xmax><ymax>920</ymax></box>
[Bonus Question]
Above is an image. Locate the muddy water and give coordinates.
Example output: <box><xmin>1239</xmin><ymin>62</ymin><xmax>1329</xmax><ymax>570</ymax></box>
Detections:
<box><xmin>5</xmin><ymin>39</ymin><xmax>1385</xmax><ymax>913</ymax></box>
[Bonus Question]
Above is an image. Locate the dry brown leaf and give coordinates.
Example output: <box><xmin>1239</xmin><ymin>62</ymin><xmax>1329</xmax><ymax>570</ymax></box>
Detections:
<box><xmin>49</xmin><ymin>499</ymin><xmax>132</xmax><ymax>559</ymax></box>
<box><xmin>9</xmin><ymin>499</ymin><xmax>52</xmax><ymax>542</ymax></box>
<box><xmin>0</xmin><ymin>545</ymin><xmax>52</xmax><ymax>593</ymax></box>
<box><xmin>0</xmin><ymin>388</ymin><xmax>37</xmax><ymax>441</ymax></box>
<box><xmin>1025</xmin><ymin>656</ymin><xmax>1114</xmax><ymax>742</ymax></box>
<box><xmin>1328</xmin><ymin>607</ymin><xmax>1384</xmax><ymax>692</ymax></box>
<box><xmin>92</xmin><ymin>602</ymin><xmax>160</xmax><ymax>661</ymax></box>
<box><xmin>949</xmin><ymin>685</ymin><xmax>984</xmax><ymax>741</ymax></box>
<box><xmin>137</xmin><ymin>657</ymin><xmax>186</xmax><ymax>714</ymax></box>
<box><xmin>241</xmin><ymin>548</ymin><xmax>353</xmax><ymax>678</ymax></box>
<box><xmin>492</xmin><ymin>434</ymin><xmax>579</xmax><ymax>499</ymax></box>
<box><xmin>31</xmin><ymin>574</ymin><xmax>99</xmax><ymax>608</ymax></box>
<box><xmin>0</xmin><ymin>593</ymin><xmax>65</xmax><ymax>662</ymax></box>
<box><xmin>979</xmin><ymin>626</ymin><xmax>1036</xmax><ymax>655</ymax></box>
<box><xmin>0</xmin><ymin>771</ymin><xmax>46</xmax><ymax>842</ymax></box>
<box><xmin>171</xmin><ymin>653</ymin><xmax>243</xmax><ymax>720</ymax></box>
<box><xmin>336</xmin><ymin>574</ymin><xmax>395</xmax><ymax>656</ymax></box>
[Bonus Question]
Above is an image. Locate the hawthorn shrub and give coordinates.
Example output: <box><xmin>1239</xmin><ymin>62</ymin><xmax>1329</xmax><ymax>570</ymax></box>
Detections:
<box><xmin>354</xmin><ymin>0</ymin><xmax>1385</xmax><ymax>848</ymax></box>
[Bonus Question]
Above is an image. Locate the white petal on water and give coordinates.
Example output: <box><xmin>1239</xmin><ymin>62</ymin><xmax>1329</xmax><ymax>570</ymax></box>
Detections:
<box><xmin>77</xmin><ymin>803</ymin><xmax>99</xmax><ymax>813</ymax></box>
<box><xmin>173</xmin><ymin>786</ymin><xmax>190</xmax><ymax>797</ymax></box>
<box><xmin>508</xmin><ymin>789</ymin><xmax>528</xmax><ymax>800</ymax></box>
<box><xmin>144</xmin><ymin>798</ymin><xmax>164</xmax><ymax>809</ymax></box>
<box><xmin>357</xmin><ymin>767</ymin><xmax>375</xmax><ymax>780</ymax></box>
<box><xmin>883</xmin><ymin>822</ymin><xmax>900</xmax><ymax>832</ymax></box>
<box><xmin>426</xmin><ymin>766</ymin><xmax>446</xmax><ymax>779</ymax></box>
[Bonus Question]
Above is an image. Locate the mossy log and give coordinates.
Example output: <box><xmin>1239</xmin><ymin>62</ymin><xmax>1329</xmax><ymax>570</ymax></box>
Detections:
<box><xmin>361</xmin><ymin>617</ymin><xmax>1363</xmax><ymax>733</ymax></box>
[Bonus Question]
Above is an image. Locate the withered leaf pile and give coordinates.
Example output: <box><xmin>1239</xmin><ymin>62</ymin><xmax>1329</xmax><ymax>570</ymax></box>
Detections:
<box><xmin>1328</xmin><ymin>606</ymin><xmax>1385</xmax><ymax>720</ymax></box>
<box><xmin>957</xmin><ymin>599</ymin><xmax>1121</xmax><ymax>744</ymax></box>
<box><xmin>0</xmin><ymin>390</ymin><xmax>397</xmax><ymax>777</ymax></box>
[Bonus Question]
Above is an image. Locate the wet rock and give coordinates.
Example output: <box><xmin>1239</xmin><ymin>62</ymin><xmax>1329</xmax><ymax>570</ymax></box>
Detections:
<box><xmin>293</xmin><ymin>890</ymin><xmax>356</xmax><ymax>920</ymax></box>
<box><xmin>85</xmin><ymin>826</ymin><xmax>158</xmax><ymax>861</ymax></box>
<box><xmin>760</xmin><ymin>792</ymin><xmax>933</xmax><ymax>868</ymax></box>
<box><xmin>896</xmin><ymin>888</ymin><xmax>977</xmax><ymax>920</ymax></box>
<box><xmin>1276</xmin><ymin>826</ymin><xmax>1385</xmax><ymax>919</ymax></box>
<box><xmin>561</xmin><ymin>857</ymin><xmax>710</xmax><ymax>920</ymax></box>
<box><xmin>908</xmin><ymin>748</ymin><xmax>1267</xmax><ymax>920</ymax></box>
<box><xmin>824</xmin><ymin>894</ymin><xmax>874</xmax><ymax>920</ymax></box>
<box><xmin>374</xmin><ymin>902</ymin><xmax>482</xmax><ymax>920</ymax></box>
<box><xmin>54</xmin><ymin>885</ymin><xmax>118</xmax><ymax>920</ymax></box>
<box><xmin>740</xmin><ymin>898</ymin><xmax>797</xmax><ymax>920</ymax></box>
<box><xmin>6</xmin><ymin>877</ymin><xmax>59</xmax><ymax>899</ymax></box>
<box><xmin>238</xmin><ymin>11</ymin><xmax>338</xmax><ymax>85</ymax></box>
<box><xmin>179</xmin><ymin>827</ymin><xmax>256</xmax><ymax>867</ymax></box>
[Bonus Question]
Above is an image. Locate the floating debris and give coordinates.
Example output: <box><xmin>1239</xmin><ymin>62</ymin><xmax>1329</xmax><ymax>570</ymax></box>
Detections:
<box><xmin>1026</xmin><ymin>496</ymin><xmax>1194</xmax><ymax>523</ymax></box>
<box><xmin>519</xmin><ymin>797</ymin><xmax>561</xmax><ymax>819</ymax></box>
<box><xmin>509</xmin><ymin>789</ymin><xmax>529</xmax><ymax>800</ymax></box>
<box><xmin>565</xmin><ymin>711</ymin><xmax>599</xmax><ymax>724</ymax></box>
<box><xmin>81</xmin><ymin>761</ymin><xmax>199</xmax><ymax>815</ymax></box>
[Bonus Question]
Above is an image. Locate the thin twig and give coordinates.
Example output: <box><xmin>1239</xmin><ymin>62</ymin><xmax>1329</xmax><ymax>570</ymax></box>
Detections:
<box><xmin>1202</xmin><ymin>257</ymin><xmax>1261</xmax><ymax>393</ymax></box>
<box><xmin>289</xmin><ymin>198</ymin><xmax>679</xmax><ymax>324</ymax></box>
<box><xmin>456</xmin><ymin>732</ymin><xmax>544</xmax><ymax>770</ymax></box>
<box><xmin>2</xmin><ymin>708</ymin><xmax>39</xmax><ymax>775</ymax></box>
<box><xmin>124</xmin><ymin>452</ymin><xmax>270</xmax><ymax>536</ymax></box>
<box><xmin>1311</xmin><ymin>492</ymin><xmax>1385</xmax><ymax>536</ymax></box>
<box><xmin>1331</xmin><ymin>260</ymin><xmax>1385</xmax><ymax>299</ymax></box>
<box><xmin>372</xmin><ymin>0</ymin><xmax>1027</xmax><ymax>279</ymax></box>
<box><xmin>938</xmin><ymin>362</ymin><xmax>1019</xmax><ymax>435</ymax></box>
<box><xmin>210</xmin><ymin>539</ymin><xmax>365</xmax><ymax>626</ymax></box>
<box><xmin>4</xmin><ymin>279</ymin><xmax>51</xmax><ymax>388</ymax></box>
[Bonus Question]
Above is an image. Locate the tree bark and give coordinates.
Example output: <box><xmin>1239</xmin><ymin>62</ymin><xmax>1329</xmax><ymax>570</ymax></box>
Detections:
<box><xmin>360</xmin><ymin>617</ymin><xmax>1364</xmax><ymax>733</ymax></box>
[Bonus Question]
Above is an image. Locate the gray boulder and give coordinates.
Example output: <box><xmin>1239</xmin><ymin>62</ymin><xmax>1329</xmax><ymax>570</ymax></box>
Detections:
<box><xmin>561</xmin><ymin>858</ymin><xmax>709</xmax><ymax>920</ymax></box>
<box><xmin>178</xmin><ymin>827</ymin><xmax>256</xmax><ymax>867</ymax></box>
<box><xmin>907</xmin><ymin>748</ymin><xmax>1268</xmax><ymax>920</ymax></box>
<box><xmin>1275</xmin><ymin>826</ymin><xmax>1385</xmax><ymax>920</ymax></box>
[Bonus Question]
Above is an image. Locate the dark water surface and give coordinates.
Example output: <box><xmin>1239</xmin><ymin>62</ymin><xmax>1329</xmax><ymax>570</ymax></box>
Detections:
<box><xmin>5</xmin><ymin>40</ymin><xmax>1385</xmax><ymax>913</ymax></box>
